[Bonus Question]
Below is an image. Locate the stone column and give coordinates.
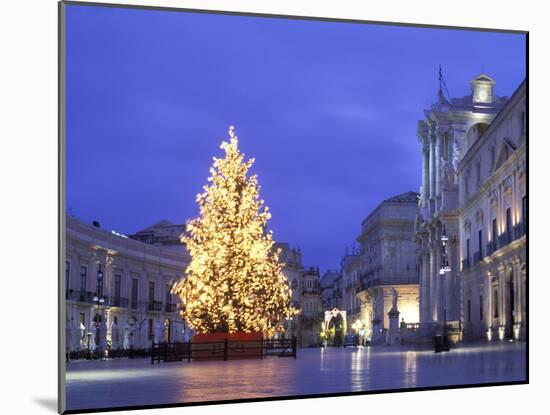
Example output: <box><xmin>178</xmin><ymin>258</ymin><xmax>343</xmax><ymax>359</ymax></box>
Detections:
<box><xmin>435</xmin><ymin>134</ymin><xmax>442</xmax><ymax>198</ymax></box>
<box><xmin>484</xmin><ymin>273</ymin><xmax>492</xmax><ymax>334</ymax></box>
<box><xmin>429</xmin><ymin>244</ymin><xmax>438</xmax><ymax>322</ymax></box>
<box><xmin>420</xmin><ymin>253</ymin><xmax>430</xmax><ymax>324</ymax></box>
<box><xmin>446</xmin><ymin>238</ymin><xmax>456</xmax><ymax>321</ymax></box>
<box><xmin>422</xmin><ymin>145</ymin><xmax>430</xmax><ymax>207</ymax></box>
<box><xmin>497</xmin><ymin>265</ymin><xmax>506</xmax><ymax>338</ymax></box>
<box><xmin>429</xmin><ymin>138</ymin><xmax>436</xmax><ymax>201</ymax></box>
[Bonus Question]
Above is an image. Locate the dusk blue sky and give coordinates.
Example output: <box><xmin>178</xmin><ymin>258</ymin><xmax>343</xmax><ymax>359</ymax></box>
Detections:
<box><xmin>66</xmin><ymin>5</ymin><xmax>526</xmax><ymax>273</ymax></box>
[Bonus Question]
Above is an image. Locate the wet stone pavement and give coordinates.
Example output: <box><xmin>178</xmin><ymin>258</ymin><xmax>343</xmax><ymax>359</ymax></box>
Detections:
<box><xmin>65</xmin><ymin>341</ymin><xmax>526</xmax><ymax>411</ymax></box>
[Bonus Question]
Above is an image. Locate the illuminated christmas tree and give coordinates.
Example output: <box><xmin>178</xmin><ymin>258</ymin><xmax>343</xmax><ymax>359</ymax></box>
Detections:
<box><xmin>173</xmin><ymin>126</ymin><xmax>297</xmax><ymax>336</ymax></box>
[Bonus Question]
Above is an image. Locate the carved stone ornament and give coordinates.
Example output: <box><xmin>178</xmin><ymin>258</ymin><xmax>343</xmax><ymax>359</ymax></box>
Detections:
<box><xmin>476</xmin><ymin>209</ymin><xmax>484</xmax><ymax>225</ymax></box>
<box><xmin>502</xmin><ymin>175</ymin><xmax>513</xmax><ymax>194</ymax></box>
<box><xmin>452</xmin><ymin>139</ymin><xmax>463</xmax><ymax>171</ymax></box>
<box><xmin>463</xmin><ymin>219</ymin><xmax>471</xmax><ymax>233</ymax></box>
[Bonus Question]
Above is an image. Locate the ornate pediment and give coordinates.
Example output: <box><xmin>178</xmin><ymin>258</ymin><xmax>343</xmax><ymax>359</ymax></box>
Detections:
<box><xmin>463</xmin><ymin>219</ymin><xmax>472</xmax><ymax>234</ymax></box>
<box><xmin>494</xmin><ymin>140</ymin><xmax>516</xmax><ymax>171</ymax></box>
<box><xmin>502</xmin><ymin>175</ymin><xmax>513</xmax><ymax>194</ymax></box>
<box><xmin>475</xmin><ymin>208</ymin><xmax>484</xmax><ymax>226</ymax></box>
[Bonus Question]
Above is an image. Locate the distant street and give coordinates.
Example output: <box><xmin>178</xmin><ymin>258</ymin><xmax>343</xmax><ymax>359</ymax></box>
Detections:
<box><xmin>66</xmin><ymin>342</ymin><xmax>526</xmax><ymax>411</ymax></box>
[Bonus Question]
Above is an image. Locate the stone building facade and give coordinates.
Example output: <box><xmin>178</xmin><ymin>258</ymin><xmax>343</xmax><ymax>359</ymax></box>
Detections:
<box><xmin>65</xmin><ymin>216</ymin><xmax>190</xmax><ymax>355</ymax></box>
<box><xmin>65</xmin><ymin>217</ymin><xmax>319</xmax><ymax>353</ymax></box>
<box><xmin>356</xmin><ymin>191</ymin><xmax>420</xmax><ymax>343</ymax></box>
<box><xmin>300</xmin><ymin>267</ymin><xmax>322</xmax><ymax>346</ymax></box>
<box><xmin>320</xmin><ymin>269</ymin><xmax>343</xmax><ymax>311</ymax></box>
<box><xmin>340</xmin><ymin>252</ymin><xmax>362</xmax><ymax>336</ymax></box>
<box><xmin>415</xmin><ymin>74</ymin><xmax>527</xmax><ymax>342</ymax></box>
<box><xmin>319</xmin><ymin>269</ymin><xmax>344</xmax><ymax>345</ymax></box>
<box><xmin>415</xmin><ymin>74</ymin><xmax>508</xmax><ymax>335</ymax></box>
<box><xmin>457</xmin><ymin>80</ymin><xmax>526</xmax><ymax>341</ymax></box>
<box><xmin>272</xmin><ymin>243</ymin><xmax>322</xmax><ymax>347</ymax></box>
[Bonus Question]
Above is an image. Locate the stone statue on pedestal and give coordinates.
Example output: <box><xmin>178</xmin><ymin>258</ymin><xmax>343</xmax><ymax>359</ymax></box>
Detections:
<box><xmin>452</xmin><ymin>140</ymin><xmax>462</xmax><ymax>172</ymax></box>
<box><xmin>386</xmin><ymin>288</ymin><xmax>402</xmax><ymax>346</ymax></box>
<box><xmin>391</xmin><ymin>287</ymin><xmax>398</xmax><ymax>311</ymax></box>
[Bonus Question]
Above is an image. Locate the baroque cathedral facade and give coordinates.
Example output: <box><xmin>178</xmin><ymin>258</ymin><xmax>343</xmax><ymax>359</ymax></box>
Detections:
<box><xmin>415</xmin><ymin>74</ymin><xmax>527</xmax><ymax>342</ymax></box>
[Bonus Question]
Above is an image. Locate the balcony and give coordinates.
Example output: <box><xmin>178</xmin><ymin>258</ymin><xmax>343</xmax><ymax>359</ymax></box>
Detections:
<box><xmin>473</xmin><ymin>251</ymin><xmax>482</xmax><ymax>265</ymax></box>
<box><xmin>110</xmin><ymin>297</ymin><xmax>129</xmax><ymax>308</ymax></box>
<box><xmin>486</xmin><ymin>242</ymin><xmax>496</xmax><ymax>257</ymax></box>
<box><xmin>498</xmin><ymin>232</ymin><xmax>511</xmax><ymax>249</ymax></box>
<box><xmin>165</xmin><ymin>303</ymin><xmax>177</xmax><ymax>313</ymax></box>
<box><xmin>462</xmin><ymin>258</ymin><xmax>470</xmax><ymax>271</ymax></box>
<box><xmin>513</xmin><ymin>222</ymin><xmax>526</xmax><ymax>240</ymax></box>
<box><xmin>148</xmin><ymin>300</ymin><xmax>163</xmax><ymax>312</ymax></box>
<box><xmin>291</xmin><ymin>301</ymin><xmax>301</xmax><ymax>309</ymax></box>
<box><xmin>66</xmin><ymin>290</ymin><xmax>96</xmax><ymax>303</ymax></box>
<box><xmin>360</xmin><ymin>276</ymin><xmax>419</xmax><ymax>289</ymax></box>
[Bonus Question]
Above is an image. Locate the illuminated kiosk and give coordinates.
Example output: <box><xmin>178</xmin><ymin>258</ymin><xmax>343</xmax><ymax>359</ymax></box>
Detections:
<box><xmin>321</xmin><ymin>308</ymin><xmax>347</xmax><ymax>347</ymax></box>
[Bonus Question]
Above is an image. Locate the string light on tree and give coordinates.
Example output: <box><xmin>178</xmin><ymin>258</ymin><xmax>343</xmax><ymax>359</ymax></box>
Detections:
<box><xmin>172</xmin><ymin>126</ymin><xmax>298</xmax><ymax>336</ymax></box>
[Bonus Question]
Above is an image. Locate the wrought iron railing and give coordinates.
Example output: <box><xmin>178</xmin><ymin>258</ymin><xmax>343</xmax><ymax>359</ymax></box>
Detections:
<box><xmin>165</xmin><ymin>303</ymin><xmax>177</xmax><ymax>313</ymax></box>
<box><xmin>66</xmin><ymin>290</ymin><xmax>96</xmax><ymax>304</ymax></box>
<box><xmin>361</xmin><ymin>276</ymin><xmax>419</xmax><ymax>289</ymax></box>
<box><xmin>473</xmin><ymin>251</ymin><xmax>482</xmax><ymax>265</ymax></box>
<box><xmin>148</xmin><ymin>300</ymin><xmax>163</xmax><ymax>311</ymax></box>
<box><xmin>111</xmin><ymin>297</ymin><xmax>129</xmax><ymax>308</ymax></box>
<box><xmin>498</xmin><ymin>232</ymin><xmax>511</xmax><ymax>248</ymax></box>
<box><xmin>514</xmin><ymin>222</ymin><xmax>526</xmax><ymax>239</ymax></box>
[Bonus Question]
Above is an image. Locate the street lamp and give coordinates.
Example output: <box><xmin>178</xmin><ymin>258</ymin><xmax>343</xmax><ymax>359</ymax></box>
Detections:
<box><xmin>438</xmin><ymin>226</ymin><xmax>451</xmax><ymax>352</ymax></box>
<box><xmin>92</xmin><ymin>264</ymin><xmax>105</xmax><ymax>358</ymax></box>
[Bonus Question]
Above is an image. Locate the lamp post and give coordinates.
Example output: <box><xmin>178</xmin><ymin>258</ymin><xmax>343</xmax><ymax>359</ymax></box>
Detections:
<box><xmin>92</xmin><ymin>264</ymin><xmax>105</xmax><ymax>358</ymax></box>
<box><xmin>438</xmin><ymin>226</ymin><xmax>451</xmax><ymax>352</ymax></box>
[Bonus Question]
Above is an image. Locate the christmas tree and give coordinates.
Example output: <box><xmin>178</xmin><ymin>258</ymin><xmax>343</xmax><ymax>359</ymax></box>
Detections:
<box><xmin>173</xmin><ymin>126</ymin><xmax>297</xmax><ymax>336</ymax></box>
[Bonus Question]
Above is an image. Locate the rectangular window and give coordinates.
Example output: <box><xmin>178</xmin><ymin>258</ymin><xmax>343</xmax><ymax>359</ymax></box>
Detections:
<box><xmin>96</xmin><ymin>267</ymin><xmax>104</xmax><ymax>299</ymax></box>
<box><xmin>80</xmin><ymin>266</ymin><xmax>87</xmax><ymax>293</ymax></box>
<box><xmin>492</xmin><ymin>219</ymin><xmax>497</xmax><ymax>248</ymax></box>
<box><xmin>522</xmin><ymin>196</ymin><xmax>527</xmax><ymax>229</ymax></box>
<box><xmin>148</xmin><ymin>281</ymin><xmax>155</xmax><ymax>302</ymax></box>
<box><xmin>493</xmin><ymin>289</ymin><xmax>499</xmax><ymax>319</ymax></box>
<box><xmin>131</xmin><ymin>278</ymin><xmax>138</xmax><ymax>309</ymax></box>
<box><xmin>165</xmin><ymin>284</ymin><xmax>171</xmax><ymax>305</ymax></box>
<box><xmin>520</xmin><ymin>111</ymin><xmax>526</xmax><ymax>136</ymax></box>
<box><xmin>480</xmin><ymin>295</ymin><xmax>484</xmax><ymax>320</ymax></box>
<box><xmin>510</xmin><ymin>280</ymin><xmax>515</xmax><ymax>315</ymax></box>
<box><xmin>506</xmin><ymin>208</ymin><xmax>512</xmax><ymax>243</ymax></box>
<box><xmin>307</xmin><ymin>279</ymin><xmax>312</xmax><ymax>289</ymax></box>
<box><xmin>65</xmin><ymin>261</ymin><xmax>70</xmax><ymax>290</ymax></box>
<box><xmin>79</xmin><ymin>313</ymin><xmax>85</xmax><ymax>327</ymax></box>
<box><xmin>467</xmin><ymin>299</ymin><xmax>471</xmax><ymax>322</ymax></box>
<box><xmin>466</xmin><ymin>238</ymin><xmax>470</xmax><ymax>262</ymax></box>
<box><xmin>478</xmin><ymin>229</ymin><xmax>483</xmax><ymax>257</ymax></box>
<box><xmin>114</xmin><ymin>274</ymin><xmax>121</xmax><ymax>303</ymax></box>
<box><xmin>148</xmin><ymin>319</ymin><xmax>153</xmax><ymax>340</ymax></box>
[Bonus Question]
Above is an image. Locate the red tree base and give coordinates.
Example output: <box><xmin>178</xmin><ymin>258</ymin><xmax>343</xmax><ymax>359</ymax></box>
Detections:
<box><xmin>192</xmin><ymin>332</ymin><xmax>264</xmax><ymax>360</ymax></box>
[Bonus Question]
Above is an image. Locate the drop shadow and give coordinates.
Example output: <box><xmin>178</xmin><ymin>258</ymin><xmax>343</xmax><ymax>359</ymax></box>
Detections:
<box><xmin>34</xmin><ymin>398</ymin><xmax>57</xmax><ymax>413</ymax></box>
